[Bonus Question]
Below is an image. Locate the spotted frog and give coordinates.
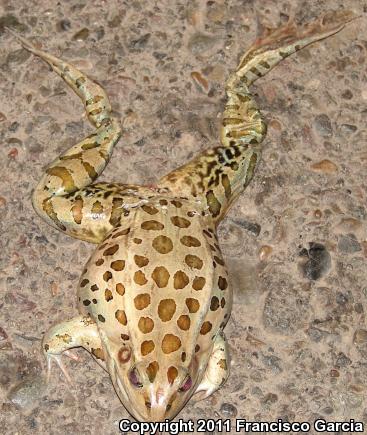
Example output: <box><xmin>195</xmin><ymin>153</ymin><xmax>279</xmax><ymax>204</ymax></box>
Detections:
<box><xmin>9</xmin><ymin>10</ymin><xmax>354</xmax><ymax>422</ymax></box>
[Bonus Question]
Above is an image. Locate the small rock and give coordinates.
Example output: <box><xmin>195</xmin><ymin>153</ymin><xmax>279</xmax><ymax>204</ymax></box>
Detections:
<box><xmin>335</xmin><ymin>291</ymin><xmax>349</xmax><ymax>305</ymax></box>
<box><xmin>269</xmin><ymin>119</ymin><xmax>282</xmax><ymax>131</ymax></box>
<box><xmin>355</xmin><ymin>303</ymin><xmax>364</xmax><ymax>314</ymax></box>
<box><xmin>300</xmin><ymin>243</ymin><xmax>331</xmax><ymax>280</ymax></box>
<box><xmin>220</xmin><ymin>402</ymin><xmax>237</xmax><ymax>418</ymax></box>
<box><xmin>0</xmin><ymin>14</ymin><xmax>27</xmax><ymax>34</ymax></box>
<box><xmin>108</xmin><ymin>15</ymin><xmax>122</xmax><ymax>28</ymax></box>
<box><xmin>353</xmin><ymin>329</ymin><xmax>367</xmax><ymax>345</ymax></box>
<box><xmin>0</xmin><ymin>196</ymin><xmax>6</xmax><ymax>207</ymax></box>
<box><xmin>9</xmin><ymin>121</ymin><xmax>19</xmax><ymax>132</ymax></box>
<box><xmin>0</xmin><ymin>327</ymin><xmax>8</xmax><ymax>341</ymax></box>
<box><xmin>336</xmin><ymin>218</ymin><xmax>362</xmax><ymax>233</ymax></box>
<box><xmin>262</xmin><ymin>393</ymin><xmax>278</xmax><ymax>404</ymax></box>
<box><xmin>314</xmin><ymin>209</ymin><xmax>322</xmax><ymax>218</ymax></box>
<box><xmin>341</xmin><ymin>89</ymin><xmax>353</xmax><ymax>99</ymax></box>
<box><xmin>246</xmin><ymin>333</ymin><xmax>265</xmax><ymax>347</ymax></box>
<box><xmin>313</xmin><ymin>114</ymin><xmax>333</xmax><ymax>137</ymax></box>
<box><xmin>322</xmin><ymin>406</ymin><xmax>334</xmax><ymax>415</ymax></box>
<box><xmin>72</xmin><ymin>28</ymin><xmax>89</xmax><ymax>41</ymax></box>
<box><xmin>250</xmin><ymin>370</ymin><xmax>264</xmax><ymax>382</ymax></box>
<box><xmin>188</xmin><ymin>32</ymin><xmax>220</xmax><ymax>55</ymax></box>
<box><xmin>57</xmin><ymin>19</ymin><xmax>71</xmax><ymax>31</ymax></box>
<box><xmin>190</xmin><ymin>71</ymin><xmax>209</xmax><ymax>92</ymax></box>
<box><xmin>8</xmin><ymin>376</ymin><xmax>47</xmax><ymax>410</ymax></box>
<box><xmin>7</xmin><ymin>49</ymin><xmax>31</xmax><ymax>65</ymax></box>
<box><xmin>262</xmin><ymin>354</ymin><xmax>283</xmax><ymax>374</ymax></box>
<box><xmin>134</xmin><ymin>138</ymin><xmax>145</xmax><ymax>147</ymax></box>
<box><xmin>362</xmin><ymin>242</ymin><xmax>367</xmax><ymax>259</ymax></box>
<box><xmin>310</xmin><ymin>159</ymin><xmax>338</xmax><ymax>173</ymax></box>
<box><xmin>153</xmin><ymin>51</ymin><xmax>166</xmax><ymax>60</ymax></box>
<box><xmin>340</xmin><ymin>124</ymin><xmax>357</xmax><ymax>134</ymax></box>
<box><xmin>0</xmin><ymin>341</ymin><xmax>12</xmax><ymax>350</ymax></box>
<box><xmin>8</xmin><ymin>148</ymin><xmax>18</xmax><ymax>159</ymax></box>
<box><xmin>259</xmin><ymin>245</ymin><xmax>273</xmax><ymax>261</ymax></box>
<box><xmin>230</xmin><ymin>218</ymin><xmax>261</xmax><ymax>237</ymax></box>
<box><xmin>349</xmin><ymin>384</ymin><xmax>365</xmax><ymax>393</ymax></box>
<box><xmin>50</xmin><ymin>282</ymin><xmax>58</xmax><ymax>296</ymax></box>
<box><xmin>231</xmin><ymin>379</ymin><xmax>245</xmax><ymax>393</ymax></box>
<box><xmin>207</xmin><ymin>3</ymin><xmax>226</xmax><ymax>22</ymax></box>
<box><xmin>338</xmin><ymin>234</ymin><xmax>361</xmax><ymax>254</ymax></box>
<box><xmin>8</xmin><ymin>137</ymin><xmax>22</xmax><ymax>146</ymax></box>
<box><xmin>307</xmin><ymin>326</ymin><xmax>329</xmax><ymax>342</ymax></box>
<box><xmin>129</xmin><ymin>33</ymin><xmax>151</xmax><ymax>50</ymax></box>
<box><xmin>0</xmin><ymin>112</ymin><xmax>6</xmax><ymax>122</ymax></box>
<box><xmin>95</xmin><ymin>26</ymin><xmax>105</xmax><ymax>41</ymax></box>
<box><xmin>335</xmin><ymin>352</ymin><xmax>352</xmax><ymax>368</ymax></box>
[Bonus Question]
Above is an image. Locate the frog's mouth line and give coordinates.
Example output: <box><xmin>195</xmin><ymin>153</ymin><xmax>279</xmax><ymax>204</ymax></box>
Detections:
<box><xmin>113</xmin><ymin>362</ymin><xmax>146</xmax><ymax>422</ymax></box>
<box><xmin>97</xmin><ymin>330</ymin><xmax>146</xmax><ymax>421</ymax></box>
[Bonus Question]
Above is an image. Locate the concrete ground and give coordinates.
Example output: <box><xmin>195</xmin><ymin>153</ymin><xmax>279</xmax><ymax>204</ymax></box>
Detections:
<box><xmin>0</xmin><ymin>0</ymin><xmax>366</xmax><ymax>434</ymax></box>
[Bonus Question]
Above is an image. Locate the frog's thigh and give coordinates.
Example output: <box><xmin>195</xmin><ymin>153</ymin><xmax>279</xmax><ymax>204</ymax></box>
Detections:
<box><xmin>194</xmin><ymin>332</ymin><xmax>229</xmax><ymax>401</ymax></box>
<box><xmin>40</xmin><ymin>184</ymin><xmax>126</xmax><ymax>243</ymax></box>
<box><xmin>43</xmin><ymin>315</ymin><xmax>107</xmax><ymax>372</ymax></box>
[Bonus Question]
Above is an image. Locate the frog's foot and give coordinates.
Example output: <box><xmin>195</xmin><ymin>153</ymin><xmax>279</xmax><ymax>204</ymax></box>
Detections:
<box><xmin>46</xmin><ymin>353</ymin><xmax>73</xmax><ymax>384</ymax></box>
<box><xmin>193</xmin><ymin>332</ymin><xmax>229</xmax><ymax>402</ymax></box>
<box><xmin>42</xmin><ymin>315</ymin><xmax>103</xmax><ymax>383</ymax></box>
<box><xmin>233</xmin><ymin>9</ymin><xmax>358</xmax><ymax>90</ymax></box>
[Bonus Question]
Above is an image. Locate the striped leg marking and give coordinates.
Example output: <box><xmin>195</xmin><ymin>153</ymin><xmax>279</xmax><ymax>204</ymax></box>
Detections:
<box><xmin>10</xmin><ymin>31</ymin><xmax>126</xmax><ymax>242</ymax></box>
<box><xmin>158</xmin><ymin>11</ymin><xmax>356</xmax><ymax>224</ymax></box>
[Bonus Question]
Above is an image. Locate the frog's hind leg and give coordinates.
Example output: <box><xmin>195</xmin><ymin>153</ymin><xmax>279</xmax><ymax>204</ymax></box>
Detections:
<box><xmin>9</xmin><ymin>31</ymin><xmax>125</xmax><ymax>243</ymax></box>
<box><xmin>158</xmin><ymin>11</ymin><xmax>355</xmax><ymax>224</ymax></box>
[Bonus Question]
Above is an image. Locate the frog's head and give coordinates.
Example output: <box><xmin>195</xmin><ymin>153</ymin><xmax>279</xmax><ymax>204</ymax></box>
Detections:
<box><xmin>99</xmin><ymin>330</ymin><xmax>207</xmax><ymax>421</ymax></box>
<box><xmin>115</xmin><ymin>360</ymin><xmax>198</xmax><ymax>421</ymax></box>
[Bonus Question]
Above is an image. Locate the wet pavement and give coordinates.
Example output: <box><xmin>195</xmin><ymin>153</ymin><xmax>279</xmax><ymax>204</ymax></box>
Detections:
<box><xmin>0</xmin><ymin>0</ymin><xmax>366</xmax><ymax>434</ymax></box>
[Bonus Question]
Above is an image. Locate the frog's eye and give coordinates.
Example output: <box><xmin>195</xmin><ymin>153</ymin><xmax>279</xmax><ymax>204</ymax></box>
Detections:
<box><xmin>179</xmin><ymin>375</ymin><xmax>192</xmax><ymax>392</ymax></box>
<box><xmin>129</xmin><ymin>367</ymin><xmax>143</xmax><ymax>388</ymax></box>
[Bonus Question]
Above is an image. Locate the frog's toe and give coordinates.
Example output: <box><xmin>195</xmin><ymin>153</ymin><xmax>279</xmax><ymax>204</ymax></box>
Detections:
<box><xmin>46</xmin><ymin>353</ymin><xmax>74</xmax><ymax>385</ymax></box>
<box><xmin>63</xmin><ymin>349</ymin><xmax>80</xmax><ymax>362</ymax></box>
<box><xmin>192</xmin><ymin>386</ymin><xmax>215</xmax><ymax>403</ymax></box>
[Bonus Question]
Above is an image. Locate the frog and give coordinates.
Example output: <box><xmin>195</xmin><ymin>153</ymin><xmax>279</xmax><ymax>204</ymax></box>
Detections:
<box><xmin>8</xmin><ymin>9</ymin><xmax>355</xmax><ymax>422</ymax></box>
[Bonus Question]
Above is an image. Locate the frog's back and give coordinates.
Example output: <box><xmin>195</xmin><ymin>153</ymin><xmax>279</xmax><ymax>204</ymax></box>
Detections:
<box><xmin>78</xmin><ymin>196</ymin><xmax>231</xmax><ymax>367</ymax></box>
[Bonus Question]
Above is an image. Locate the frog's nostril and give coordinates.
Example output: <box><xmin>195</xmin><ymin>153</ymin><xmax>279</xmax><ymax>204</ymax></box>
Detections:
<box><xmin>166</xmin><ymin>403</ymin><xmax>172</xmax><ymax>412</ymax></box>
<box><xmin>145</xmin><ymin>401</ymin><xmax>151</xmax><ymax>409</ymax></box>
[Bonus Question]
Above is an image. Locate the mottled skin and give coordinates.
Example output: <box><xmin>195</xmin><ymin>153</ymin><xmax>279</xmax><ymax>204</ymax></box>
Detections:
<box><xmin>9</xmin><ymin>10</ymin><xmax>354</xmax><ymax>422</ymax></box>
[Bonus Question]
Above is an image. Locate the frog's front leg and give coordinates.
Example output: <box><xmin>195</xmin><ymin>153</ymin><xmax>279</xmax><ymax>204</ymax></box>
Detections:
<box><xmin>194</xmin><ymin>332</ymin><xmax>229</xmax><ymax>401</ymax></box>
<box><xmin>43</xmin><ymin>315</ymin><xmax>106</xmax><ymax>382</ymax></box>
